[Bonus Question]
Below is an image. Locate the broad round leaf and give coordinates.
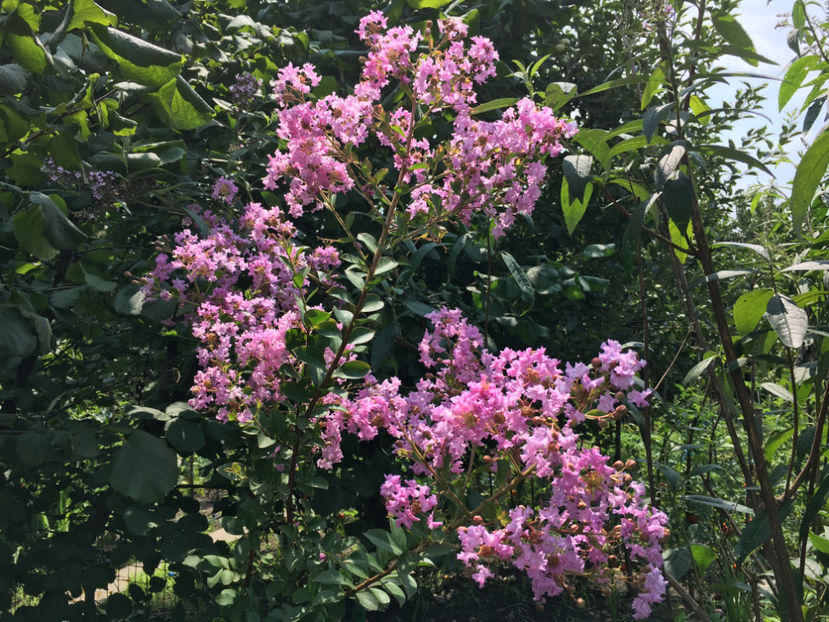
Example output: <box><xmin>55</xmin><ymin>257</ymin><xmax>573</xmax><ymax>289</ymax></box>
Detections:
<box><xmin>110</xmin><ymin>430</ymin><xmax>178</xmax><ymax>504</ymax></box>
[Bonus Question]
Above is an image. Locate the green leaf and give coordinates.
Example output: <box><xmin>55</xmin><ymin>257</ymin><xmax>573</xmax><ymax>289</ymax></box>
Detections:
<box><xmin>501</xmin><ymin>252</ymin><xmax>534</xmax><ymax>304</ymax></box>
<box><xmin>68</xmin><ymin>0</ymin><xmax>118</xmax><ymax>30</ymax></box>
<box><xmin>573</xmin><ymin>128</ymin><xmax>610</xmax><ymax>169</ymax></box>
<box><xmin>105</xmin><ymin>592</ymin><xmax>133</xmax><ymax>619</ymax></box>
<box><xmin>809</xmin><ymin>533</ymin><xmax>829</xmax><ymax>554</ymax></box>
<box><xmin>782</xmin><ymin>260</ymin><xmax>829</xmax><ymax>272</ymax></box>
<box><xmin>561</xmin><ymin>177</ymin><xmax>593</xmax><ymax>235</ymax></box>
<box><xmin>663</xmin><ymin>547</ymin><xmax>692</xmax><ymax>580</ymax></box>
<box><xmin>779</xmin><ymin>55</ymin><xmax>817</xmax><ymax>111</ymax></box>
<box><xmin>407</xmin><ymin>0</ymin><xmax>452</xmax><ymax>6</ymax></box>
<box><xmin>114</xmin><ymin>286</ymin><xmax>146</xmax><ymax>315</ymax></box>
<box><xmin>544</xmin><ymin>81</ymin><xmax>577</xmax><ymax>111</ymax></box>
<box><xmin>151</xmin><ymin>76</ymin><xmax>213</xmax><ymax>130</ymax></box>
<box><xmin>711</xmin><ymin>241</ymin><xmax>770</xmax><ymax>261</ymax></box>
<box><xmin>761</xmin><ymin>382</ymin><xmax>794</xmax><ymax>403</ymax></box>
<box><xmin>90</xmin><ymin>24</ymin><xmax>183</xmax><ymax>88</ymax></box>
<box><xmin>663</xmin><ymin>171</ymin><xmax>693</xmax><ymax>232</ymax></box>
<box><xmin>733</xmin><ymin>288</ymin><xmax>774</xmax><ymax>334</ymax></box>
<box><xmin>0</xmin><ymin>64</ymin><xmax>28</xmax><ymax>96</ymax></box>
<box><xmin>355</xmin><ymin>589</ymin><xmax>380</xmax><ymax>612</ymax></box>
<box><xmin>641</xmin><ymin>62</ymin><xmax>665</xmax><ymax>110</ymax></box>
<box><xmin>337</xmin><ymin>360</ymin><xmax>371</xmax><ymax>379</ymax></box>
<box><xmin>471</xmin><ymin>97</ymin><xmax>519</xmax><ymax>115</ymax></box>
<box><xmin>685</xmin><ymin>494</ymin><xmax>754</xmax><ymax>515</ymax></box>
<box><xmin>7</xmin><ymin>33</ymin><xmax>46</xmax><ymax>74</ymax></box>
<box><xmin>374</xmin><ymin>256</ymin><xmax>398</xmax><ymax>277</ymax></box>
<box><xmin>765</xmin><ymin>294</ymin><xmax>808</xmax><ymax>348</ymax></box>
<box><xmin>793</xmin><ymin>0</ymin><xmax>806</xmax><ymax>29</ymax></box>
<box><xmin>562</xmin><ymin>154</ymin><xmax>593</xmax><ymax>199</ymax></box>
<box><xmin>698</xmin><ymin>144</ymin><xmax>774</xmax><ymax>177</ymax></box>
<box><xmin>165</xmin><ymin>419</ymin><xmax>205</xmax><ymax>453</ymax></box>
<box><xmin>30</xmin><ymin>192</ymin><xmax>87</xmax><ymax>250</ymax></box>
<box><xmin>791</xmin><ymin>127</ymin><xmax>829</xmax><ymax>233</ymax></box>
<box><xmin>712</xmin><ymin>12</ymin><xmax>759</xmax><ymax>66</ymax></box>
<box><xmin>365</xmin><ymin>529</ymin><xmax>404</xmax><ymax>556</ymax></box>
<box><xmin>683</xmin><ymin>354</ymin><xmax>718</xmax><ymax>384</ymax></box>
<box><xmin>689</xmin><ymin>95</ymin><xmax>710</xmax><ymax>124</ymax></box>
<box><xmin>643</xmin><ymin>103</ymin><xmax>673</xmax><ymax>143</ymax></box>
<box><xmin>13</xmin><ymin>204</ymin><xmax>58</xmax><ymax>261</ymax></box>
<box><xmin>577</xmin><ymin>75</ymin><xmax>648</xmax><ymax>98</ymax></box>
<box><xmin>735</xmin><ymin>502</ymin><xmax>793</xmax><ymax>566</ymax></box>
<box><xmin>690</xmin><ymin>544</ymin><xmax>717</xmax><ymax>574</ymax></box>
<box><xmin>110</xmin><ymin>430</ymin><xmax>178</xmax><ymax>504</ymax></box>
<box><xmin>215</xmin><ymin>588</ymin><xmax>237</xmax><ymax>606</ymax></box>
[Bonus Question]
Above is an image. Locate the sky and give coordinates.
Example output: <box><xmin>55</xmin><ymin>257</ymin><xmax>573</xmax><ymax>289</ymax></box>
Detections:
<box><xmin>708</xmin><ymin>0</ymin><xmax>813</xmax><ymax>189</ymax></box>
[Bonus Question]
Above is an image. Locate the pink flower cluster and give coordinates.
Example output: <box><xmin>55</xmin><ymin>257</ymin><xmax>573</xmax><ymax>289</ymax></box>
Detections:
<box><xmin>263</xmin><ymin>14</ymin><xmax>575</xmax><ymax>234</ymax></box>
<box><xmin>321</xmin><ymin>309</ymin><xmax>666</xmax><ymax>618</ymax></box>
<box><xmin>143</xmin><ymin>203</ymin><xmax>340</xmax><ymax>422</ymax></box>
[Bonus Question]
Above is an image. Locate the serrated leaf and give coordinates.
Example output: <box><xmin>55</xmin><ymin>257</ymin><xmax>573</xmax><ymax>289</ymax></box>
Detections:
<box><xmin>765</xmin><ymin>294</ymin><xmax>808</xmax><ymax>348</ymax></box>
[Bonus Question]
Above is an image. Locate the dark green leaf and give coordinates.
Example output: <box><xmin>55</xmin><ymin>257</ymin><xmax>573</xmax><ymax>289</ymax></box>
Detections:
<box><xmin>90</xmin><ymin>24</ymin><xmax>183</xmax><ymax>88</ymax></box>
<box><xmin>791</xmin><ymin>127</ymin><xmax>829</xmax><ymax>232</ymax></box>
<box><xmin>110</xmin><ymin>430</ymin><xmax>178</xmax><ymax>504</ymax></box>
<box><xmin>698</xmin><ymin>144</ymin><xmax>774</xmax><ymax>177</ymax></box>
<box><xmin>105</xmin><ymin>593</ymin><xmax>133</xmax><ymax>619</ymax></box>
<box><xmin>31</xmin><ymin>193</ymin><xmax>87</xmax><ymax>250</ymax></box>
<box><xmin>166</xmin><ymin>419</ymin><xmax>205</xmax><ymax>453</ymax></box>
<box><xmin>365</xmin><ymin>529</ymin><xmax>404</xmax><ymax>556</ymax></box>
<box><xmin>355</xmin><ymin>589</ymin><xmax>380</xmax><ymax>612</ymax></box>
<box><xmin>0</xmin><ymin>63</ymin><xmax>28</xmax><ymax>94</ymax></box>
<box><xmin>13</xmin><ymin>203</ymin><xmax>58</xmax><ymax>261</ymax></box>
<box><xmin>662</xmin><ymin>171</ymin><xmax>693</xmax><ymax>231</ymax></box>
<box><xmin>577</xmin><ymin>75</ymin><xmax>648</xmax><ymax>98</ymax></box>
<box><xmin>663</xmin><ymin>547</ymin><xmax>692</xmax><ymax>580</ymax></box>
<box><xmin>643</xmin><ymin>103</ymin><xmax>673</xmax><ymax>143</ymax></box>
<box><xmin>712</xmin><ymin>13</ymin><xmax>759</xmax><ymax>66</ymax></box>
<box><xmin>337</xmin><ymin>360</ymin><xmax>371</xmax><ymax>379</ymax></box>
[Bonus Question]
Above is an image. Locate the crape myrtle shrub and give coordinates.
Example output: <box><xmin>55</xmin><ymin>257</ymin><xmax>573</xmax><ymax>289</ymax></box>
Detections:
<box><xmin>140</xmin><ymin>10</ymin><xmax>669</xmax><ymax>620</ymax></box>
<box><xmin>0</xmin><ymin>0</ymin><xmax>673</xmax><ymax>620</ymax></box>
